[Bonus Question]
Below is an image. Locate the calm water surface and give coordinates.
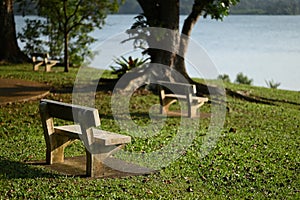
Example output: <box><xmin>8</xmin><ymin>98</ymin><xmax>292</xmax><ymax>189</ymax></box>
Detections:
<box><xmin>15</xmin><ymin>15</ymin><xmax>300</xmax><ymax>91</ymax></box>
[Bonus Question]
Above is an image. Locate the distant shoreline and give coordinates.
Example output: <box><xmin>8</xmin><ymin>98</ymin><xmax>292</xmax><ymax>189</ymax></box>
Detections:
<box><xmin>14</xmin><ymin>13</ymin><xmax>300</xmax><ymax>16</ymax></box>
<box><xmin>14</xmin><ymin>0</ymin><xmax>300</xmax><ymax>16</ymax></box>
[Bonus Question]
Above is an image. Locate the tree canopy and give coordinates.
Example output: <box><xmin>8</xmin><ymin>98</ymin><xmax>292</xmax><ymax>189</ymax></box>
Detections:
<box><xmin>120</xmin><ymin>0</ymin><xmax>238</xmax><ymax>95</ymax></box>
<box><xmin>135</xmin><ymin>0</ymin><xmax>239</xmax><ymax>67</ymax></box>
<box><xmin>18</xmin><ymin>0</ymin><xmax>122</xmax><ymax>72</ymax></box>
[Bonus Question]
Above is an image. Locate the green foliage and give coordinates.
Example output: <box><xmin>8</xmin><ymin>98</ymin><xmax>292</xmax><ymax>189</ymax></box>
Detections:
<box><xmin>110</xmin><ymin>56</ymin><xmax>149</xmax><ymax>77</ymax></box>
<box><xmin>18</xmin><ymin>0</ymin><xmax>122</xmax><ymax>70</ymax></box>
<box><xmin>235</xmin><ymin>72</ymin><xmax>253</xmax><ymax>85</ymax></box>
<box><xmin>265</xmin><ymin>79</ymin><xmax>281</xmax><ymax>89</ymax></box>
<box><xmin>217</xmin><ymin>74</ymin><xmax>231</xmax><ymax>82</ymax></box>
<box><xmin>127</xmin><ymin>0</ymin><xmax>240</xmax><ymax>65</ymax></box>
<box><xmin>125</xmin><ymin>14</ymin><xmax>150</xmax><ymax>52</ymax></box>
<box><xmin>130</xmin><ymin>14</ymin><xmax>149</xmax><ymax>30</ymax></box>
<box><xmin>202</xmin><ymin>0</ymin><xmax>240</xmax><ymax>20</ymax></box>
<box><xmin>18</xmin><ymin>19</ymin><xmax>47</xmax><ymax>55</ymax></box>
<box><xmin>0</xmin><ymin>64</ymin><xmax>299</xmax><ymax>198</ymax></box>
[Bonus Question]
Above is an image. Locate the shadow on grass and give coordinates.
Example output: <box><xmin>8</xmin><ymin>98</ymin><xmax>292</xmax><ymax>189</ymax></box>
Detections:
<box><xmin>51</xmin><ymin>78</ymin><xmax>118</xmax><ymax>94</ymax></box>
<box><xmin>0</xmin><ymin>157</ymin><xmax>60</xmax><ymax>179</ymax></box>
<box><xmin>100</xmin><ymin>111</ymin><xmax>211</xmax><ymax>121</ymax></box>
<box><xmin>0</xmin><ymin>86</ymin><xmax>49</xmax><ymax>97</ymax></box>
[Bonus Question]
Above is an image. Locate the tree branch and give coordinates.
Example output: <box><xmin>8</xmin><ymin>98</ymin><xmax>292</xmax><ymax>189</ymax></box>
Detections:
<box><xmin>45</xmin><ymin>1</ymin><xmax>64</xmax><ymax>33</ymax></box>
<box><xmin>67</xmin><ymin>0</ymin><xmax>83</xmax><ymax>22</ymax></box>
<box><xmin>67</xmin><ymin>14</ymin><xmax>88</xmax><ymax>34</ymax></box>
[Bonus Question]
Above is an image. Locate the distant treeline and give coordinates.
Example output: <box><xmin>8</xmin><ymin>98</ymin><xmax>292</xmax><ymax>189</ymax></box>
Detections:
<box><xmin>118</xmin><ymin>0</ymin><xmax>300</xmax><ymax>15</ymax></box>
<box><xmin>230</xmin><ymin>0</ymin><xmax>300</xmax><ymax>15</ymax></box>
<box><xmin>14</xmin><ymin>0</ymin><xmax>300</xmax><ymax>16</ymax></box>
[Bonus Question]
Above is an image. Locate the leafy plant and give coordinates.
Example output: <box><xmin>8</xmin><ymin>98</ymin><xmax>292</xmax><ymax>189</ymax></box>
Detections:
<box><xmin>217</xmin><ymin>74</ymin><xmax>231</xmax><ymax>82</ymax></box>
<box><xmin>18</xmin><ymin>0</ymin><xmax>122</xmax><ymax>72</ymax></box>
<box><xmin>125</xmin><ymin>14</ymin><xmax>150</xmax><ymax>51</ymax></box>
<box><xmin>110</xmin><ymin>56</ymin><xmax>149</xmax><ymax>77</ymax></box>
<box><xmin>265</xmin><ymin>79</ymin><xmax>281</xmax><ymax>89</ymax></box>
<box><xmin>18</xmin><ymin>19</ymin><xmax>47</xmax><ymax>55</ymax></box>
<box><xmin>235</xmin><ymin>72</ymin><xmax>253</xmax><ymax>85</ymax></box>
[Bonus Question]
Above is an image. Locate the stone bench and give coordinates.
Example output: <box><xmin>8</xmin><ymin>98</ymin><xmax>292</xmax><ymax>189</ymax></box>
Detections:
<box><xmin>158</xmin><ymin>81</ymin><xmax>208</xmax><ymax>118</ymax></box>
<box><xmin>39</xmin><ymin>99</ymin><xmax>131</xmax><ymax>177</ymax></box>
<box><xmin>32</xmin><ymin>53</ymin><xmax>58</xmax><ymax>72</ymax></box>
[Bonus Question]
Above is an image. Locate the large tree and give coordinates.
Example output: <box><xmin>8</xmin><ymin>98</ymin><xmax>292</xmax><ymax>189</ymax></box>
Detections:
<box><xmin>20</xmin><ymin>0</ymin><xmax>122</xmax><ymax>72</ymax></box>
<box><xmin>129</xmin><ymin>0</ymin><xmax>239</xmax><ymax>95</ymax></box>
<box><xmin>0</xmin><ymin>0</ymin><xmax>28</xmax><ymax>63</ymax></box>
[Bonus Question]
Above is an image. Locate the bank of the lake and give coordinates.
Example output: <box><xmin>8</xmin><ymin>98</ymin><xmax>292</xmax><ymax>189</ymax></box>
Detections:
<box><xmin>15</xmin><ymin>15</ymin><xmax>300</xmax><ymax>91</ymax></box>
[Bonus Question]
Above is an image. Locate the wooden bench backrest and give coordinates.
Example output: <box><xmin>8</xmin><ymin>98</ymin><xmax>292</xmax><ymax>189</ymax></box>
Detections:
<box><xmin>32</xmin><ymin>53</ymin><xmax>49</xmax><ymax>59</ymax></box>
<box><xmin>157</xmin><ymin>81</ymin><xmax>197</xmax><ymax>95</ymax></box>
<box><xmin>39</xmin><ymin>99</ymin><xmax>103</xmax><ymax>168</ymax></box>
<box><xmin>39</xmin><ymin>99</ymin><xmax>100</xmax><ymax>128</ymax></box>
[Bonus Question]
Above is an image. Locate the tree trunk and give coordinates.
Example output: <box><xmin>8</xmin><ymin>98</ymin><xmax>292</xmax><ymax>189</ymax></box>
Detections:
<box><xmin>174</xmin><ymin>9</ymin><xmax>201</xmax><ymax>79</ymax></box>
<box><xmin>133</xmin><ymin>0</ymin><xmax>223</xmax><ymax>95</ymax></box>
<box><xmin>64</xmin><ymin>32</ymin><xmax>69</xmax><ymax>72</ymax></box>
<box><xmin>137</xmin><ymin>0</ymin><xmax>179</xmax><ymax>70</ymax></box>
<box><xmin>63</xmin><ymin>0</ymin><xmax>69</xmax><ymax>72</ymax></box>
<box><xmin>0</xmin><ymin>0</ymin><xmax>29</xmax><ymax>63</ymax></box>
<box><xmin>173</xmin><ymin>2</ymin><xmax>219</xmax><ymax>95</ymax></box>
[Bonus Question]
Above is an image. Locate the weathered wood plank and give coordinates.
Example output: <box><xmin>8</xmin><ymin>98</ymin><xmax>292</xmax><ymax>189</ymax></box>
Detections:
<box><xmin>39</xmin><ymin>99</ymin><xmax>132</xmax><ymax>177</ymax></box>
<box><xmin>158</xmin><ymin>81</ymin><xmax>196</xmax><ymax>95</ymax></box>
<box><xmin>157</xmin><ymin>81</ymin><xmax>208</xmax><ymax>118</ymax></box>
<box><xmin>32</xmin><ymin>53</ymin><xmax>58</xmax><ymax>72</ymax></box>
<box><xmin>41</xmin><ymin>99</ymin><xmax>100</xmax><ymax>127</ymax></box>
<box><xmin>54</xmin><ymin>124</ymin><xmax>131</xmax><ymax>146</ymax></box>
<box><xmin>93</xmin><ymin>129</ymin><xmax>131</xmax><ymax>146</ymax></box>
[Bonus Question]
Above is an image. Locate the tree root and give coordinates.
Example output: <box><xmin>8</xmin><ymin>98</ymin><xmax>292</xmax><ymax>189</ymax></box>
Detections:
<box><xmin>193</xmin><ymin>81</ymin><xmax>274</xmax><ymax>105</ymax></box>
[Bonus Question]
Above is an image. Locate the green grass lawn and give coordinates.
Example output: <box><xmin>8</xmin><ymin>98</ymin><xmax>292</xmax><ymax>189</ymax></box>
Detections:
<box><xmin>0</xmin><ymin>64</ymin><xmax>299</xmax><ymax>199</ymax></box>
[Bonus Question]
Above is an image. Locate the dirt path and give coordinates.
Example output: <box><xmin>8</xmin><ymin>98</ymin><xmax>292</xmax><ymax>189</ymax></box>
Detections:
<box><xmin>0</xmin><ymin>78</ymin><xmax>50</xmax><ymax>105</ymax></box>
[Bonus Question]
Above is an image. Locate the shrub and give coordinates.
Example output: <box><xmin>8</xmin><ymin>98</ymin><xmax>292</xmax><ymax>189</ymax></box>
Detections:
<box><xmin>217</xmin><ymin>74</ymin><xmax>231</xmax><ymax>82</ymax></box>
<box><xmin>235</xmin><ymin>72</ymin><xmax>253</xmax><ymax>85</ymax></box>
<box><xmin>110</xmin><ymin>56</ymin><xmax>149</xmax><ymax>77</ymax></box>
<box><xmin>265</xmin><ymin>79</ymin><xmax>281</xmax><ymax>89</ymax></box>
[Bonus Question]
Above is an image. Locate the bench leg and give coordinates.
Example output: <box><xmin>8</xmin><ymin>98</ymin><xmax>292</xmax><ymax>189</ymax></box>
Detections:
<box><xmin>189</xmin><ymin>106</ymin><xmax>198</xmax><ymax>118</ymax></box>
<box><xmin>161</xmin><ymin>99</ymin><xmax>177</xmax><ymax>115</ymax></box>
<box><xmin>33</xmin><ymin>65</ymin><xmax>38</xmax><ymax>71</ymax></box>
<box><xmin>47</xmin><ymin>135</ymin><xmax>73</xmax><ymax>164</ymax></box>
<box><xmin>85</xmin><ymin>145</ymin><xmax>123</xmax><ymax>177</ymax></box>
<box><xmin>86</xmin><ymin>151</ymin><xmax>105</xmax><ymax>177</ymax></box>
<box><xmin>45</xmin><ymin>62</ymin><xmax>57</xmax><ymax>72</ymax></box>
<box><xmin>45</xmin><ymin>61</ymin><xmax>57</xmax><ymax>72</ymax></box>
<box><xmin>45</xmin><ymin>64</ymin><xmax>51</xmax><ymax>72</ymax></box>
<box><xmin>189</xmin><ymin>101</ymin><xmax>207</xmax><ymax>118</ymax></box>
<box><xmin>33</xmin><ymin>62</ymin><xmax>43</xmax><ymax>71</ymax></box>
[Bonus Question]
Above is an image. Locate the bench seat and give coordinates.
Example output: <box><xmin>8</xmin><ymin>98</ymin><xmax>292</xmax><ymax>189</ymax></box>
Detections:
<box><xmin>32</xmin><ymin>53</ymin><xmax>58</xmax><ymax>72</ymax></box>
<box><xmin>54</xmin><ymin>125</ymin><xmax>131</xmax><ymax>146</ymax></box>
<box><xmin>158</xmin><ymin>81</ymin><xmax>208</xmax><ymax>118</ymax></box>
<box><xmin>39</xmin><ymin>99</ymin><xmax>131</xmax><ymax>177</ymax></box>
<box><xmin>164</xmin><ymin>94</ymin><xmax>208</xmax><ymax>103</ymax></box>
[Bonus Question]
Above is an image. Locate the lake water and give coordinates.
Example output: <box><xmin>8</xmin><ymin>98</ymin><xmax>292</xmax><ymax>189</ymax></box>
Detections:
<box><xmin>15</xmin><ymin>15</ymin><xmax>300</xmax><ymax>91</ymax></box>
